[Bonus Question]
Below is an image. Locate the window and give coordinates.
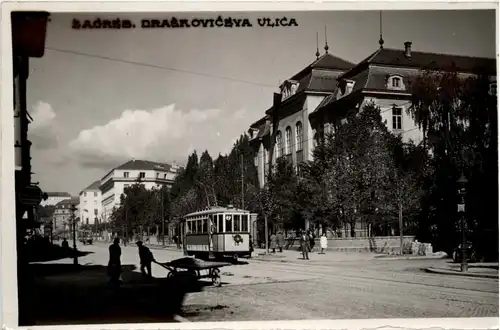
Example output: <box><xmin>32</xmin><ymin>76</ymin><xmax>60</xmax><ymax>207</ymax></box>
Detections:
<box><xmin>139</xmin><ymin>172</ymin><xmax>145</xmax><ymax>178</ymax></box>
<box><xmin>392</xmin><ymin>107</ymin><xmax>403</xmax><ymax>130</ymax></box>
<box><xmin>156</xmin><ymin>173</ymin><xmax>160</xmax><ymax>178</ymax></box>
<box><xmin>489</xmin><ymin>82</ymin><xmax>497</xmax><ymax>96</ymax></box>
<box><xmin>295</xmin><ymin>122</ymin><xmax>303</xmax><ymax>151</ymax></box>
<box><xmin>202</xmin><ymin>219</ymin><xmax>207</xmax><ymax>233</ymax></box>
<box><xmin>275</xmin><ymin>131</ymin><xmax>282</xmax><ymax>158</ymax></box>
<box><xmin>241</xmin><ymin>214</ymin><xmax>249</xmax><ymax>232</ymax></box>
<box><xmin>84</xmin><ymin>201</ymin><xmax>87</xmax><ymax>205</ymax></box>
<box><xmin>392</xmin><ymin>77</ymin><xmax>401</xmax><ymax>88</ymax></box>
<box><xmin>218</xmin><ymin>214</ymin><xmax>224</xmax><ymax>232</ymax></box>
<box><xmin>124</xmin><ymin>172</ymin><xmax>129</xmax><ymax>178</ymax></box>
<box><xmin>225</xmin><ymin>214</ymin><xmax>233</xmax><ymax>233</ymax></box>
<box><xmin>94</xmin><ymin>192</ymin><xmax>98</xmax><ymax>197</ymax></box>
<box><xmin>285</xmin><ymin>126</ymin><xmax>292</xmax><ymax>155</ymax></box>
<box><xmin>94</xmin><ymin>209</ymin><xmax>98</xmax><ymax>215</ymax></box>
<box><xmin>263</xmin><ymin>148</ymin><xmax>268</xmax><ymax>165</ymax></box>
<box><xmin>197</xmin><ymin>219</ymin><xmax>202</xmax><ymax>233</ymax></box>
<box><xmin>211</xmin><ymin>215</ymin><xmax>217</xmax><ymax>232</ymax></box>
<box><xmin>233</xmin><ymin>214</ymin><xmax>241</xmax><ymax>232</ymax></box>
<box><xmin>86</xmin><ymin>218</ymin><xmax>89</xmax><ymax>225</ymax></box>
<box><xmin>387</xmin><ymin>75</ymin><xmax>405</xmax><ymax>90</ymax></box>
<box><xmin>164</xmin><ymin>174</ymin><xmax>167</xmax><ymax>179</ymax></box>
<box><xmin>83</xmin><ymin>192</ymin><xmax>86</xmax><ymax>197</ymax></box>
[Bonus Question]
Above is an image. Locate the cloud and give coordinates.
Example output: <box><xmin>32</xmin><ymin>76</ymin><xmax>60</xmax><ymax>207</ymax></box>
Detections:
<box><xmin>67</xmin><ymin>104</ymin><xmax>252</xmax><ymax>169</ymax></box>
<box><xmin>28</xmin><ymin>101</ymin><xmax>60</xmax><ymax>150</ymax></box>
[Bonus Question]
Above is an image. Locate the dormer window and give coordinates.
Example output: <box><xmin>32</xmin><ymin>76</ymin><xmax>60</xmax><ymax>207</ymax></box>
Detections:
<box><xmin>249</xmin><ymin>128</ymin><xmax>259</xmax><ymax>139</ymax></box>
<box><xmin>345</xmin><ymin>80</ymin><xmax>355</xmax><ymax>95</ymax></box>
<box><xmin>489</xmin><ymin>82</ymin><xmax>497</xmax><ymax>96</ymax></box>
<box><xmin>280</xmin><ymin>80</ymin><xmax>299</xmax><ymax>101</ymax></box>
<box><xmin>338</xmin><ymin>80</ymin><xmax>355</xmax><ymax>97</ymax></box>
<box><xmin>387</xmin><ymin>75</ymin><xmax>406</xmax><ymax>91</ymax></box>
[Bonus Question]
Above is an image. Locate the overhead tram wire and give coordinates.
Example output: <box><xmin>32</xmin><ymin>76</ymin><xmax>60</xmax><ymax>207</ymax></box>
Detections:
<box><xmin>45</xmin><ymin>47</ymin><xmax>278</xmax><ymax>89</ymax></box>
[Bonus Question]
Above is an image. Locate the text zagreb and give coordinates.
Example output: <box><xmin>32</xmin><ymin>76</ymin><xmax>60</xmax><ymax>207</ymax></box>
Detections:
<box><xmin>71</xmin><ymin>17</ymin><xmax>299</xmax><ymax>30</ymax></box>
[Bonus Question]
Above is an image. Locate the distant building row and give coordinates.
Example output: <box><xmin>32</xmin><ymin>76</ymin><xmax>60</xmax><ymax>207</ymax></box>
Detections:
<box><xmin>79</xmin><ymin>159</ymin><xmax>182</xmax><ymax>227</ymax></box>
<box><xmin>248</xmin><ymin>41</ymin><xmax>496</xmax><ymax>236</ymax></box>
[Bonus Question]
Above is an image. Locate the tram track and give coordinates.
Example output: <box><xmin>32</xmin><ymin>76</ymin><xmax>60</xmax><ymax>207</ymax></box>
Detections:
<box><xmin>228</xmin><ymin>259</ymin><xmax>499</xmax><ymax>298</ymax></box>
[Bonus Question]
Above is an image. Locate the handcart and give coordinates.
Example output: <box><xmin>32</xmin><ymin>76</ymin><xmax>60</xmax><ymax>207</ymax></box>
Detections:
<box><xmin>156</xmin><ymin>257</ymin><xmax>231</xmax><ymax>287</ymax></box>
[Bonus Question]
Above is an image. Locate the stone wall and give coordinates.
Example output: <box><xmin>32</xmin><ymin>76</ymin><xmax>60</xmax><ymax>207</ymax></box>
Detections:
<box><xmin>288</xmin><ymin>236</ymin><xmax>416</xmax><ymax>253</ymax></box>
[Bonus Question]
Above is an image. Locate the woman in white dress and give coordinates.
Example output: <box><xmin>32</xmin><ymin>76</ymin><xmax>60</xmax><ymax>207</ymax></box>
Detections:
<box><xmin>320</xmin><ymin>233</ymin><xmax>328</xmax><ymax>254</ymax></box>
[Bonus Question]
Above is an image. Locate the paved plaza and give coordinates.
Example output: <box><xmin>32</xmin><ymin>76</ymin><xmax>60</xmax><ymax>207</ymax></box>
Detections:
<box><xmin>34</xmin><ymin>241</ymin><xmax>499</xmax><ymax>322</ymax></box>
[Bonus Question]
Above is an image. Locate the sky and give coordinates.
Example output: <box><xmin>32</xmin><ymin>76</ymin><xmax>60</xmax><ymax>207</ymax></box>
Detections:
<box><xmin>25</xmin><ymin>10</ymin><xmax>496</xmax><ymax>196</ymax></box>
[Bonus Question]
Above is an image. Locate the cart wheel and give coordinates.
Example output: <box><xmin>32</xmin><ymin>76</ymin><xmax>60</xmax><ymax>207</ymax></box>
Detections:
<box><xmin>211</xmin><ymin>268</ymin><xmax>221</xmax><ymax>287</ymax></box>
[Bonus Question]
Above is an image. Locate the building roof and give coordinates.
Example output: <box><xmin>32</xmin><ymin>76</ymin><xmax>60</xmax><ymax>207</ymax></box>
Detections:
<box><xmin>340</xmin><ymin>47</ymin><xmax>496</xmax><ymax>80</ymax></box>
<box><xmin>55</xmin><ymin>197</ymin><xmax>80</xmax><ymax>207</ymax></box>
<box><xmin>45</xmin><ymin>192</ymin><xmax>71</xmax><ymax>197</ymax></box>
<box><xmin>314</xmin><ymin>47</ymin><xmax>497</xmax><ymax>116</ymax></box>
<box><xmin>289</xmin><ymin>53</ymin><xmax>355</xmax><ymax>81</ymax></box>
<box><xmin>115</xmin><ymin>159</ymin><xmax>173</xmax><ymax>172</ymax></box>
<box><xmin>82</xmin><ymin>180</ymin><xmax>101</xmax><ymax>191</ymax></box>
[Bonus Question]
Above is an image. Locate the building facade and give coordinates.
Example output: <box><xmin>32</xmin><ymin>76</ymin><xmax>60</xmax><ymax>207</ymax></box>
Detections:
<box><xmin>248</xmin><ymin>42</ymin><xmax>496</xmax><ymax>236</ymax></box>
<box><xmin>52</xmin><ymin>197</ymin><xmax>79</xmax><ymax>236</ymax></box>
<box><xmin>39</xmin><ymin>192</ymin><xmax>71</xmax><ymax>207</ymax></box>
<box><xmin>100</xmin><ymin>159</ymin><xmax>181</xmax><ymax>222</ymax></box>
<box><xmin>79</xmin><ymin>181</ymin><xmax>102</xmax><ymax>227</ymax></box>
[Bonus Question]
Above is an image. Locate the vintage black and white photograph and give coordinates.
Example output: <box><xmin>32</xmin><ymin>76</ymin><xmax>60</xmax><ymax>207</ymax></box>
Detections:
<box><xmin>5</xmin><ymin>7</ymin><xmax>499</xmax><ymax>327</ymax></box>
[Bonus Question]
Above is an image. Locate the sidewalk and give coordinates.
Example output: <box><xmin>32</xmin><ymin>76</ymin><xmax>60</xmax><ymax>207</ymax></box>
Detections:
<box><xmin>251</xmin><ymin>248</ymin><xmax>375</xmax><ymax>263</ymax></box>
<box><xmin>373</xmin><ymin>253</ymin><xmax>448</xmax><ymax>261</ymax></box>
<box><xmin>425</xmin><ymin>262</ymin><xmax>499</xmax><ymax>279</ymax></box>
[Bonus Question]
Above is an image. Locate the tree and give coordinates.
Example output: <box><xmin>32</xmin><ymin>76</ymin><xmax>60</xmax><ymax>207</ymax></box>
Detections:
<box><xmin>408</xmin><ymin>69</ymin><xmax>497</xmax><ymax>254</ymax></box>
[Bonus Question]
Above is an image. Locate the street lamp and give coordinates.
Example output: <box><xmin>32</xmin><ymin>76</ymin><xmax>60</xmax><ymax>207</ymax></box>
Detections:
<box><xmin>71</xmin><ymin>204</ymin><xmax>78</xmax><ymax>266</ymax></box>
<box><xmin>457</xmin><ymin>174</ymin><xmax>468</xmax><ymax>272</ymax></box>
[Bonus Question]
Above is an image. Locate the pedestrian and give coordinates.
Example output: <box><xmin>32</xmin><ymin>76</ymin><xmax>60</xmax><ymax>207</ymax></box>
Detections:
<box><xmin>320</xmin><ymin>232</ymin><xmax>328</xmax><ymax>254</ymax></box>
<box><xmin>308</xmin><ymin>230</ymin><xmax>316</xmax><ymax>252</ymax></box>
<box><xmin>299</xmin><ymin>230</ymin><xmax>309</xmax><ymax>260</ymax></box>
<box><xmin>136</xmin><ymin>240</ymin><xmax>156</xmax><ymax>278</ymax></box>
<box><xmin>276</xmin><ymin>231</ymin><xmax>285</xmax><ymax>253</ymax></box>
<box><xmin>61</xmin><ymin>238</ymin><xmax>69</xmax><ymax>249</ymax></box>
<box><xmin>270</xmin><ymin>233</ymin><xmax>277</xmax><ymax>253</ymax></box>
<box><xmin>107</xmin><ymin>237</ymin><xmax>122</xmax><ymax>286</ymax></box>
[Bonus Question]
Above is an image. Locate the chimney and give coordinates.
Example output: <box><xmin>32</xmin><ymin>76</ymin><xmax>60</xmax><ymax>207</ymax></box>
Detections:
<box><xmin>404</xmin><ymin>41</ymin><xmax>412</xmax><ymax>58</ymax></box>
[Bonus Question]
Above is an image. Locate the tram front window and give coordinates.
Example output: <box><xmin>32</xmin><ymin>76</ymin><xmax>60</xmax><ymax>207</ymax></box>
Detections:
<box><xmin>242</xmin><ymin>214</ymin><xmax>249</xmax><ymax>231</ymax></box>
<box><xmin>225</xmin><ymin>214</ymin><xmax>232</xmax><ymax>233</ymax></box>
<box><xmin>233</xmin><ymin>214</ymin><xmax>241</xmax><ymax>232</ymax></box>
<box><xmin>218</xmin><ymin>214</ymin><xmax>223</xmax><ymax>232</ymax></box>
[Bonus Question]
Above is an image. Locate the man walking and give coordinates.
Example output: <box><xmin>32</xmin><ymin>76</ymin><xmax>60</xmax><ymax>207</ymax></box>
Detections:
<box><xmin>300</xmin><ymin>230</ymin><xmax>310</xmax><ymax>260</ymax></box>
<box><xmin>276</xmin><ymin>231</ymin><xmax>285</xmax><ymax>253</ymax></box>
<box><xmin>136</xmin><ymin>240</ymin><xmax>156</xmax><ymax>278</ymax></box>
<box><xmin>108</xmin><ymin>237</ymin><xmax>122</xmax><ymax>286</ymax></box>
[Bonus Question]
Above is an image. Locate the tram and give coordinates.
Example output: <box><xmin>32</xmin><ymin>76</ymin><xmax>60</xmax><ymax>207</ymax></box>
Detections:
<box><xmin>182</xmin><ymin>205</ymin><xmax>255</xmax><ymax>262</ymax></box>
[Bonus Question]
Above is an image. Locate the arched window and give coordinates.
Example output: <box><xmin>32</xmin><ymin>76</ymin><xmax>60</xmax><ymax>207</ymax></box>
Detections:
<box><xmin>285</xmin><ymin>126</ymin><xmax>292</xmax><ymax>155</ymax></box>
<box><xmin>275</xmin><ymin>131</ymin><xmax>282</xmax><ymax>158</ymax></box>
<box><xmin>295</xmin><ymin>121</ymin><xmax>303</xmax><ymax>151</ymax></box>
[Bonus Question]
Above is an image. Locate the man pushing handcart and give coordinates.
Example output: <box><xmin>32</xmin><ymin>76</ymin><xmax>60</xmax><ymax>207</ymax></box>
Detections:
<box><xmin>155</xmin><ymin>257</ymin><xmax>231</xmax><ymax>287</ymax></box>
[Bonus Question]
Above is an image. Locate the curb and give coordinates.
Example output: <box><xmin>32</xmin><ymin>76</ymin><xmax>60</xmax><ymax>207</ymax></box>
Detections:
<box><xmin>374</xmin><ymin>255</ymin><xmax>447</xmax><ymax>260</ymax></box>
<box><xmin>425</xmin><ymin>267</ymin><xmax>498</xmax><ymax>279</ymax></box>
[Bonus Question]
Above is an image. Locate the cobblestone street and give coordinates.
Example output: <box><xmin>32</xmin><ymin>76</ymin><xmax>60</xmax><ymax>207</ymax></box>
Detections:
<box><xmin>38</xmin><ymin>242</ymin><xmax>498</xmax><ymax>322</ymax></box>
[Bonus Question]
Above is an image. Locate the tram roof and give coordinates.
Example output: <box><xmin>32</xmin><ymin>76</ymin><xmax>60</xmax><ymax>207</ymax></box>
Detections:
<box><xmin>183</xmin><ymin>206</ymin><xmax>250</xmax><ymax>218</ymax></box>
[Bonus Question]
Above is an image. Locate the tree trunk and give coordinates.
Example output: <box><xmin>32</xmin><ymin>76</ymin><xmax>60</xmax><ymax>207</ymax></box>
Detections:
<box><xmin>399</xmin><ymin>202</ymin><xmax>404</xmax><ymax>255</ymax></box>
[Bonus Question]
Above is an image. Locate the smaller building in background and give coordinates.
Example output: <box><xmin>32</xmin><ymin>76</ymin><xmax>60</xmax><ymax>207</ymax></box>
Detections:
<box><xmin>39</xmin><ymin>192</ymin><xmax>71</xmax><ymax>207</ymax></box>
<box><xmin>100</xmin><ymin>159</ymin><xmax>182</xmax><ymax>223</ymax></box>
<box><xmin>79</xmin><ymin>180</ymin><xmax>102</xmax><ymax>227</ymax></box>
<box><xmin>52</xmin><ymin>196</ymin><xmax>79</xmax><ymax>237</ymax></box>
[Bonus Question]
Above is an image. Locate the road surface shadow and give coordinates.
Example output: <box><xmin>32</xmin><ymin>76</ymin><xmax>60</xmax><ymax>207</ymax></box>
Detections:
<box><xmin>21</xmin><ymin>263</ymin><xmax>201</xmax><ymax>326</ymax></box>
<box><xmin>28</xmin><ymin>245</ymin><xmax>93</xmax><ymax>263</ymax></box>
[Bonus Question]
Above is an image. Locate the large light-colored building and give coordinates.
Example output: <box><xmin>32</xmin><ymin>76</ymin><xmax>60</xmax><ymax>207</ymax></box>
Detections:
<box><xmin>40</xmin><ymin>192</ymin><xmax>71</xmax><ymax>207</ymax></box>
<box><xmin>79</xmin><ymin>181</ymin><xmax>102</xmax><ymax>227</ymax></box>
<box><xmin>249</xmin><ymin>42</ymin><xmax>496</xmax><ymax>235</ymax></box>
<box><xmin>52</xmin><ymin>196</ymin><xmax>79</xmax><ymax>236</ymax></box>
<box><xmin>100</xmin><ymin>159</ymin><xmax>181</xmax><ymax>222</ymax></box>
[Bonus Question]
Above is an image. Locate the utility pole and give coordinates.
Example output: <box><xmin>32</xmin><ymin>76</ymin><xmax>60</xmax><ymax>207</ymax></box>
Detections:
<box><xmin>241</xmin><ymin>154</ymin><xmax>245</xmax><ymax>209</ymax></box>
<box><xmin>161</xmin><ymin>188</ymin><xmax>165</xmax><ymax>246</ymax></box>
<box><xmin>71</xmin><ymin>204</ymin><xmax>78</xmax><ymax>266</ymax></box>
